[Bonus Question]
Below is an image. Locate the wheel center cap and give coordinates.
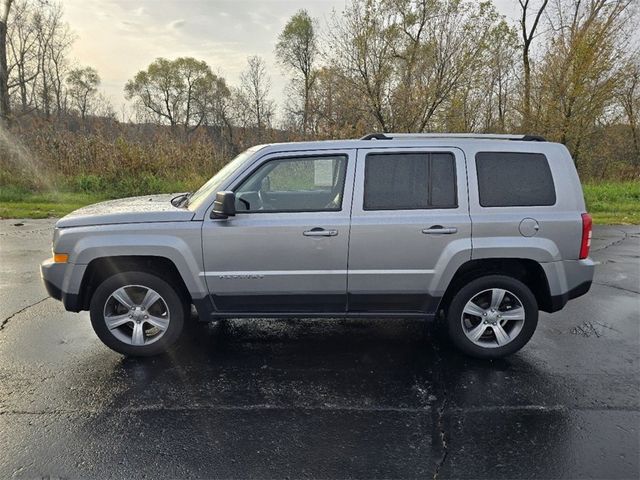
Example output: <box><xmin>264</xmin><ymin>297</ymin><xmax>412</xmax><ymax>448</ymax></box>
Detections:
<box><xmin>131</xmin><ymin>306</ymin><xmax>145</xmax><ymax>321</ymax></box>
<box><xmin>486</xmin><ymin>311</ymin><xmax>499</xmax><ymax>324</ymax></box>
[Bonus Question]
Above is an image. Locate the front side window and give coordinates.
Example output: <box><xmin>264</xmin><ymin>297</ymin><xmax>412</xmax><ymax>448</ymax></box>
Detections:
<box><xmin>234</xmin><ymin>155</ymin><xmax>348</xmax><ymax>212</ymax></box>
<box><xmin>363</xmin><ymin>152</ymin><xmax>457</xmax><ymax>210</ymax></box>
<box><xmin>187</xmin><ymin>145</ymin><xmax>263</xmax><ymax>211</ymax></box>
<box><xmin>475</xmin><ymin>152</ymin><xmax>556</xmax><ymax>207</ymax></box>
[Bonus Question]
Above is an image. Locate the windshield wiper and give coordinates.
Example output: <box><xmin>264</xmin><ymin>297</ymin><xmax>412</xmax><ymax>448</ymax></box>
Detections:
<box><xmin>171</xmin><ymin>192</ymin><xmax>192</xmax><ymax>208</ymax></box>
<box><xmin>183</xmin><ymin>191</ymin><xmax>195</xmax><ymax>207</ymax></box>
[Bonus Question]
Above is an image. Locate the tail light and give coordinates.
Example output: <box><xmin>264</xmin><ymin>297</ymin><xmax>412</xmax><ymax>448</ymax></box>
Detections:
<box><xmin>579</xmin><ymin>213</ymin><xmax>592</xmax><ymax>259</ymax></box>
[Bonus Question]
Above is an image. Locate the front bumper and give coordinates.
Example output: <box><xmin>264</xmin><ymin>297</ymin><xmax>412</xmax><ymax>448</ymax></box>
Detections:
<box><xmin>40</xmin><ymin>259</ymin><xmax>84</xmax><ymax>312</ymax></box>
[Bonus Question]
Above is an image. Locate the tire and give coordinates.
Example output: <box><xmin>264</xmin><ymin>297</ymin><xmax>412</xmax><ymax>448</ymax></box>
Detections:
<box><xmin>446</xmin><ymin>275</ymin><xmax>538</xmax><ymax>359</ymax></box>
<box><xmin>89</xmin><ymin>271</ymin><xmax>185</xmax><ymax>356</ymax></box>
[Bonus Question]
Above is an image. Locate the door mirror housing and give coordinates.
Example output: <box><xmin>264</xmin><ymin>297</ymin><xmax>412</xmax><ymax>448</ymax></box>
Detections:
<box><xmin>211</xmin><ymin>191</ymin><xmax>236</xmax><ymax>219</ymax></box>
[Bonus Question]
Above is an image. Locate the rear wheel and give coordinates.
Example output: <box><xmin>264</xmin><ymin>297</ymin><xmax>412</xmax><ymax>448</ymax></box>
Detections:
<box><xmin>89</xmin><ymin>271</ymin><xmax>185</xmax><ymax>356</ymax></box>
<box><xmin>446</xmin><ymin>275</ymin><xmax>538</xmax><ymax>359</ymax></box>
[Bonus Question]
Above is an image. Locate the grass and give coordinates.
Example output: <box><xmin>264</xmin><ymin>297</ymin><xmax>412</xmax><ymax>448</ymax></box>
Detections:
<box><xmin>0</xmin><ymin>174</ymin><xmax>205</xmax><ymax>219</ymax></box>
<box><xmin>1</xmin><ymin>180</ymin><xmax>638</xmax><ymax>224</ymax></box>
<box><xmin>0</xmin><ymin>187</ymin><xmax>107</xmax><ymax>219</ymax></box>
<box><xmin>583</xmin><ymin>181</ymin><xmax>640</xmax><ymax>225</ymax></box>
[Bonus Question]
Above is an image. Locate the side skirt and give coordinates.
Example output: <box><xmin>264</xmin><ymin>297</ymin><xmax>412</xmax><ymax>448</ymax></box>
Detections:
<box><xmin>208</xmin><ymin>311</ymin><xmax>436</xmax><ymax>320</ymax></box>
<box><xmin>192</xmin><ymin>293</ymin><xmax>441</xmax><ymax>321</ymax></box>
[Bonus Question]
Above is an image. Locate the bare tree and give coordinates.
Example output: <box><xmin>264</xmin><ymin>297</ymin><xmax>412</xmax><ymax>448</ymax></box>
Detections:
<box><xmin>617</xmin><ymin>58</ymin><xmax>640</xmax><ymax>165</ymax></box>
<box><xmin>92</xmin><ymin>92</ymin><xmax>116</xmax><ymax>120</ymax></box>
<box><xmin>28</xmin><ymin>2</ymin><xmax>70</xmax><ymax>117</ymax></box>
<box><xmin>539</xmin><ymin>0</ymin><xmax>634</xmax><ymax>165</ymax></box>
<box><xmin>275</xmin><ymin>9</ymin><xmax>318</xmax><ymax>134</ymax></box>
<box><xmin>328</xmin><ymin>0</ymin><xmax>394</xmax><ymax>131</ymax></box>
<box><xmin>0</xmin><ymin>0</ymin><xmax>13</xmax><ymax>124</ymax></box>
<box><xmin>236</xmin><ymin>55</ymin><xmax>274</xmax><ymax>134</ymax></box>
<box><xmin>484</xmin><ymin>21</ymin><xmax>519</xmax><ymax>132</ymax></box>
<box><xmin>517</xmin><ymin>0</ymin><xmax>549</xmax><ymax>131</ymax></box>
<box><xmin>328</xmin><ymin>0</ymin><xmax>505</xmax><ymax>132</ymax></box>
<box><xmin>6</xmin><ymin>0</ymin><xmax>38</xmax><ymax>112</ymax></box>
<box><xmin>48</xmin><ymin>15</ymin><xmax>73</xmax><ymax>116</ymax></box>
<box><xmin>66</xmin><ymin>65</ymin><xmax>98</xmax><ymax>120</ymax></box>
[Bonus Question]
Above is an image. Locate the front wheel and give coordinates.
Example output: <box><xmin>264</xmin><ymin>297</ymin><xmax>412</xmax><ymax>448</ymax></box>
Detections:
<box><xmin>89</xmin><ymin>271</ymin><xmax>185</xmax><ymax>356</ymax></box>
<box><xmin>446</xmin><ymin>275</ymin><xmax>538</xmax><ymax>359</ymax></box>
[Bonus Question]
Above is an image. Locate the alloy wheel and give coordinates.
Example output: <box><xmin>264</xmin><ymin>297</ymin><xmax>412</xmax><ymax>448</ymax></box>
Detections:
<box><xmin>103</xmin><ymin>285</ymin><xmax>170</xmax><ymax>346</ymax></box>
<box><xmin>460</xmin><ymin>288</ymin><xmax>525</xmax><ymax>348</ymax></box>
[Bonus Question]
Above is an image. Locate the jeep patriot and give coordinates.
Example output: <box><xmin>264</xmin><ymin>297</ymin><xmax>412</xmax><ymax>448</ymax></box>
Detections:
<box><xmin>41</xmin><ymin>133</ymin><xmax>595</xmax><ymax>358</ymax></box>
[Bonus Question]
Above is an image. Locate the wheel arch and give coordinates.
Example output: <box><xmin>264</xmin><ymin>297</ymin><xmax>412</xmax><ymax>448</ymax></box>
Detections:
<box><xmin>78</xmin><ymin>255</ymin><xmax>192</xmax><ymax>311</ymax></box>
<box><xmin>437</xmin><ymin>258</ymin><xmax>553</xmax><ymax>314</ymax></box>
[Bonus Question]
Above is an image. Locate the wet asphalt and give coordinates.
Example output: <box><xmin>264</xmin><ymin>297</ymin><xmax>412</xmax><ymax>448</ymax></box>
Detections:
<box><xmin>0</xmin><ymin>220</ymin><xmax>638</xmax><ymax>479</ymax></box>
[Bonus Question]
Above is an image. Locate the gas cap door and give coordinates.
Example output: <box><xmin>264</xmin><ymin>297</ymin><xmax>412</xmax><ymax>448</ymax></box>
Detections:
<box><xmin>519</xmin><ymin>218</ymin><xmax>540</xmax><ymax>237</ymax></box>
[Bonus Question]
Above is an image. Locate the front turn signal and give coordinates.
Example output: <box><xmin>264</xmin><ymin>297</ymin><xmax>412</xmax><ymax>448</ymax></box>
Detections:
<box><xmin>53</xmin><ymin>253</ymin><xmax>69</xmax><ymax>263</ymax></box>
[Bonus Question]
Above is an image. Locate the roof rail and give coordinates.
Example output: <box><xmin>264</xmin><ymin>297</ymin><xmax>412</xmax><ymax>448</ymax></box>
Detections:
<box><xmin>360</xmin><ymin>133</ymin><xmax>392</xmax><ymax>140</ymax></box>
<box><xmin>359</xmin><ymin>133</ymin><xmax>547</xmax><ymax>142</ymax></box>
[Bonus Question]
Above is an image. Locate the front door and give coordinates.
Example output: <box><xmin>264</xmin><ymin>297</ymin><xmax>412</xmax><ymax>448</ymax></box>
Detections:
<box><xmin>347</xmin><ymin>147</ymin><xmax>471</xmax><ymax>314</ymax></box>
<box><xmin>201</xmin><ymin>149</ymin><xmax>356</xmax><ymax>314</ymax></box>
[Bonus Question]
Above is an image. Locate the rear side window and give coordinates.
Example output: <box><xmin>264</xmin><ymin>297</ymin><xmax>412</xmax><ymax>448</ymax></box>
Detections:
<box><xmin>475</xmin><ymin>152</ymin><xmax>556</xmax><ymax>207</ymax></box>
<box><xmin>364</xmin><ymin>152</ymin><xmax>457</xmax><ymax>210</ymax></box>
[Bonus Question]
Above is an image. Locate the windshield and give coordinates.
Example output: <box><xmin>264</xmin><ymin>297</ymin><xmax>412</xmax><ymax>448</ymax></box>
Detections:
<box><xmin>187</xmin><ymin>145</ymin><xmax>263</xmax><ymax>211</ymax></box>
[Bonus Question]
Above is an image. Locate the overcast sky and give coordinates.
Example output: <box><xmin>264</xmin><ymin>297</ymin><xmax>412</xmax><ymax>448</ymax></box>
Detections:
<box><xmin>63</xmin><ymin>0</ymin><xmax>520</xmax><ymax>119</ymax></box>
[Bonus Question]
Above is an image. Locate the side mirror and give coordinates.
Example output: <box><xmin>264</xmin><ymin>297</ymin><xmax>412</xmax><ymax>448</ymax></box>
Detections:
<box><xmin>211</xmin><ymin>191</ymin><xmax>236</xmax><ymax>219</ymax></box>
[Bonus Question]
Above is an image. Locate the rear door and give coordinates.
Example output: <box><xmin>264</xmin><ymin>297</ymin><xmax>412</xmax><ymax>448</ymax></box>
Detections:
<box><xmin>347</xmin><ymin>147</ymin><xmax>471</xmax><ymax>314</ymax></box>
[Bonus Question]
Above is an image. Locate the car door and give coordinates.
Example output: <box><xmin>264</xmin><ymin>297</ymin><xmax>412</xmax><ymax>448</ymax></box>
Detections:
<box><xmin>201</xmin><ymin>149</ymin><xmax>356</xmax><ymax>314</ymax></box>
<box><xmin>347</xmin><ymin>147</ymin><xmax>471</xmax><ymax>314</ymax></box>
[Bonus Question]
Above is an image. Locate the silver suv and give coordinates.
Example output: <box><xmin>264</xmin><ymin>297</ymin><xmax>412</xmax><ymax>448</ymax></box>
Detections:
<box><xmin>41</xmin><ymin>133</ymin><xmax>595</xmax><ymax>358</ymax></box>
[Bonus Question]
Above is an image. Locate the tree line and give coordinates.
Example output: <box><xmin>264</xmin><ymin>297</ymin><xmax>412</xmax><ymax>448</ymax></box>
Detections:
<box><xmin>0</xmin><ymin>0</ymin><xmax>113</xmax><ymax>120</ymax></box>
<box><xmin>0</xmin><ymin>0</ymin><xmax>638</xmax><ymax>179</ymax></box>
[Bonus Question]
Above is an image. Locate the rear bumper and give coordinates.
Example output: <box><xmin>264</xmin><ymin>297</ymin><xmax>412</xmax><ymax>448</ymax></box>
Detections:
<box><xmin>40</xmin><ymin>259</ymin><xmax>83</xmax><ymax>312</ymax></box>
<box><xmin>543</xmin><ymin>258</ymin><xmax>595</xmax><ymax>313</ymax></box>
<box><xmin>549</xmin><ymin>280</ymin><xmax>592</xmax><ymax>312</ymax></box>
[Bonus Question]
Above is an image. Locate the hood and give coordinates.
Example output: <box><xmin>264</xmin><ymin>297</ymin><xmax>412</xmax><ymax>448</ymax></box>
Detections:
<box><xmin>56</xmin><ymin>194</ymin><xmax>195</xmax><ymax>228</ymax></box>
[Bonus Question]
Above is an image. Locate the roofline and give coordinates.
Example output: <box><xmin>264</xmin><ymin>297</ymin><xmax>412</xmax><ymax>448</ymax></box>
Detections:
<box><xmin>360</xmin><ymin>133</ymin><xmax>546</xmax><ymax>142</ymax></box>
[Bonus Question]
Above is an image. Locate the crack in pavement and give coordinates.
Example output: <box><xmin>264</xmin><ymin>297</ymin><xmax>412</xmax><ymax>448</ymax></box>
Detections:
<box><xmin>0</xmin><ymin>298</ymin><xmax>49</xmax><ymax>332</ymax></box>
<box><xmin>592</xmin><ymin>229</ymin><xmax>630</xmax><ymax>253</ymax></box>
<box><xmin>593</xmin><ymin>282</ymin><xmax>640</xmax><ymax>295</ymax></box>
<box><xmin>432</xmin><ymin>397</ymin><xmax>449</xmax><ymax>480</ymax></box>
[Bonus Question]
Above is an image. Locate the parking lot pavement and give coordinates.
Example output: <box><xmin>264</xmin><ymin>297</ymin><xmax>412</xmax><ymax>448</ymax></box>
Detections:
<box><xmin>0</xmin><ymin>219</ymin><xmax>638</xmax><ymax>479</ymax></box>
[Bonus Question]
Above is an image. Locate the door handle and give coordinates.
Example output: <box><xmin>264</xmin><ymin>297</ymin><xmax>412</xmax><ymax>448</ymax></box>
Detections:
<box><xmin>303</xmin><ymin>228</ymin><xmax>338</xmax><ymax>237</ymax></box>
<box><xmin>422</xmin><ymin>225</ymin><xmax>458</xmax><ymax>235</ymax></box>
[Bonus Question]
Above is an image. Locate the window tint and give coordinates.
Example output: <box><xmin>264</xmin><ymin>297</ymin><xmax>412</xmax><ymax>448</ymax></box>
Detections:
<box><xmin>431</xmin><ymin>153</ymin><xmax>457</xmax><ymax>207</ymax></box>
<box><xmin>363</xmin><ymin>152</ymin><xmax>457</xmax><ymax>210</ymax></box>
<box><xmin>234</xmin><ymin>155</ymin><xmax>347</xmax><ymax>212</ymax></box>
<box><xmin>475</xmin><ymin>152</ymin><xmax>556</xmax><ymax>207</ymax></box>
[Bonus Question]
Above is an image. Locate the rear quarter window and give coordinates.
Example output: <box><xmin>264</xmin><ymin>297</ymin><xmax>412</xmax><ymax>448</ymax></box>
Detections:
<box><xmin>475</xmin><ymin>152</ymin><xmax>556</xmax><ymax>207</ymax></box>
